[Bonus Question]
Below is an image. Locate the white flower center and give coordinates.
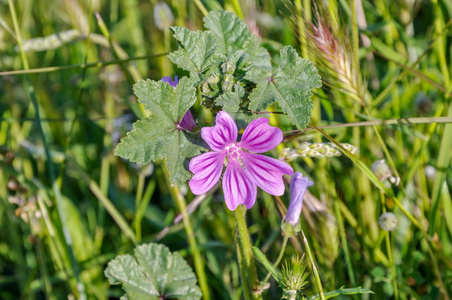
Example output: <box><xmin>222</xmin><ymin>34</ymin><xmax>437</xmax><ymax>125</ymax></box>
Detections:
<box><xmin>225</xmin><ymin>144</ymin><xmax>244</xmax><ymax>165</ymax></box>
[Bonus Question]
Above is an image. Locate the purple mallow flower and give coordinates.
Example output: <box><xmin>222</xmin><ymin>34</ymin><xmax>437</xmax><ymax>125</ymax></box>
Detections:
<box><xmin>161</xmin><ymin>76</ymin><xmax>196</xmax><ymax>131</ymax></box>
<box><xmin>189</xmin><ymin>111</ymin><xmax>294</xmax><ymax>211</ymax></box>
<box><xmin>285</xmin><ymin>172</ymin><xmax>314</xmax><ymax>226</ymax></box>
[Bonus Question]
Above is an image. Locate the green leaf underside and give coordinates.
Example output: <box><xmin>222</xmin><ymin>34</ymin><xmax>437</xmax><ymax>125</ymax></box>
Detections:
<box><xmin>105</xmin><ymin>243</ymin><xmax>202</xmax><ymax>300</ymax></box>
<box><xmin>115</xmin><ymin>78</ymin><xmax>204</xmax><ymax>185</ymax></box>
<box><xmin>215</xmin><ymin>85</ymin><xmax>263</xmax><ymax>129</ymax></box>
<box><xmin>246</xmin><ymin>45</ymin><xmax>322</xmax><ymax>130</ymax></box>
<box><xmin>204</xmin><ymin>10</ymin><xmax>271</xmax><ymax>69</ymax></box>
<box><xmin>168</xmin><ymin>26</ymin><xmax>222</xmax><ymax>75</ymax></box>
<box><xmin>306</xmin><ymin>287</ymin><xmax>374</xmax><ymax>300</ymax></box>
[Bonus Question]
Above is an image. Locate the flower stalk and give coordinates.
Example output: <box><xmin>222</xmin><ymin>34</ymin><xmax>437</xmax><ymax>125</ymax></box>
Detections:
<box><xmin>163</xmin><ymin>161</ymin><xmax>211</xmax><ymax>300</ymax></box>
<box><xmin>262</xmin><ymin>236</ymin><xmax>289</xmax><ymax>285</ymax></box>
<box><xmin>301</xmin><ymin>230</ymin><xmax>325</xmax><ymax>300</ymax></box>
<box><xmin>235</xmin><ymin>204</ymin><xmax>261</xmax><ymax>300</ymax></box>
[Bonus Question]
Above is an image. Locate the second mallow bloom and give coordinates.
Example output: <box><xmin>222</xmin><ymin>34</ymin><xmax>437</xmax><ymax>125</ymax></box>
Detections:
<box><xmin>285</xmin><ymin>172</ymin><xmax>314</xmax><ymax>226</ymax></box>
<box><xmin>189</xmin><ymin>111</ymin><xmax>293</xmax><ymax>211</ymax></box>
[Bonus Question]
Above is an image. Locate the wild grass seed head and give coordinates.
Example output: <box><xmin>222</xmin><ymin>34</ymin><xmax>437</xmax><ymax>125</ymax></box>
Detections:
<box><xmin>287</xmin><ymin>2</ymin><xmax>365</xmax><ymax>103</ymax></box>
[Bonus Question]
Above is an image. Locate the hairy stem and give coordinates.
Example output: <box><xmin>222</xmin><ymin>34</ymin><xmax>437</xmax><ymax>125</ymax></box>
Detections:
<box><xmin>301</xmin><ymin>230</ymin><xmax>325</xmax><ymax>300</ymax></box>
<box><xmin>235</xmin><ymin>205</ymin><xmax>261</xmax><ymax>300</ymax></box>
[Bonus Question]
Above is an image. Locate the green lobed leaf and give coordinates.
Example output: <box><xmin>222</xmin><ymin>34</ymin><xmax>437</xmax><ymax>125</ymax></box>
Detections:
<box><xmin>115</xmin><ymin>77</ymin><xmax>205</xmax><ymax>185</ymax></box>
<box><xmin>215</xmin><ymin>85</ymin><xmax>262</xmax><ymax>129</ymax></box>
<box><xmin>306</xmin><ymin>287</ymin><xmax>374</xmax><ymax>300</ymax></box>
<box><xmin>105</xmin><ymin>243</ymin><xmax>202</xmax><ymax>300</ymax></box>
<box><xmin>244</xmin><ymin>35</ymin><xmax>272</xmax><ymax>71</ymax></box>
<box><xmin>246</xmin><ymin>45</ymin><xmax>322</xmax><ymax>130</ymax></box>
<box><xmin>203</xmin><ymin>10</ymin><xmax>271</xmax><ymax>69</ymax></box>
<box><xmin>168</xmin><ymin>26</ymin><xmax>223</xmax><ymax>76</ymax></box>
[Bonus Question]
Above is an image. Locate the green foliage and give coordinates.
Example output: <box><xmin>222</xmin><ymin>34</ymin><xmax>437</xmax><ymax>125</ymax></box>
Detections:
<box><xmin>111</xmin><ymin>8</ymin><xmax>321</xmax><ymax>187</ymax></box>
<box><xmin>115</xmin><ymin>77</ymin><xmax>205</xmax><ymax>185</ymax></box>
<box><xmin>253</xmin><ymin>246</ymin><xmax>282</xmax><ymax>284</ymax></box>
<box><xmin>306</xmin><ymin>287</ymin><xmax>374</xmax><ymax>300</ymax></box>
<box><xmin>215</xmin><ymin>85</ymin><xmax>259</xmax><ymax>129</ymax></box>
<box><xmin>246</xmin><ymin>46</ymin><xmax>322</xmax><ymax>130</ymax></box>
<box><xmin>166</xmin><ymin>11</ymin><xmax>320</xmax><ymax>133</ymax></box>
<box><xmin>168</xmin><ymin>27</ymin><xmax>223</xmax><ymax>77</ymax></box>
<box><xmin>203</xmin><ymin>10</ymin><xmax>271</xmax><ymax>69</ymax></box>
<box><xmin>105</xmin><ymin>243</ymin><xmax>202</xmax><ymax>300</ymax></box>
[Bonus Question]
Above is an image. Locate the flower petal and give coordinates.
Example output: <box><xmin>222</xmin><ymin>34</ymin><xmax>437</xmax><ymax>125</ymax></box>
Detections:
<box><xmin>189</xmin><ymin>152</ymin><xmax>225</xmax><ymax>195</ymax></box>
<box><xmin>201</xmin><ymin>111</ymin><xmax>238</xmax><ymax>151</ymax></box>
<box><xmin>222</xmin><ymin>161</ymin><xmax>257</xmax><ymax>211</ymax></box>
<box><xmin>180</xmin><ymin>109</ymin><xmax>196</xmax><ymax>131</ymax></box>
<box><xmin>242</xmin><ymin>153</ymin><xmax>293</xmax><ymax>196</ymax></box>
<box><xmin>161</xmin><ymin>75</ymin><xmax>178</xmax><ymax>88</ymax></box>
<box><xmin>239</xmin><ymin>118</ymin><xmax>283</xmax><ymax>153</ymax></box>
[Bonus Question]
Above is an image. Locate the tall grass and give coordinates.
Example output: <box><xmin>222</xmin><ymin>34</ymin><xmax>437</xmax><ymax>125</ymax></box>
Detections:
<box><xmin>1</xmin><ymin>0</ymin><xmax>451</xmax><ymax>299</ymax></box>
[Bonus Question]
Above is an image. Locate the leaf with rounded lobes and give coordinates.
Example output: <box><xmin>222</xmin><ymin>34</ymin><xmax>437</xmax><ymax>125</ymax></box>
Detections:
<box><xmin>203</xmin><ymin>10</ymin><xmax>271</xmax><ymax>69</ymax></box>
<box><xmin>105</xmin><ymin>243</ymin><xmax>202</xmax><ymax>300</ymax></box>
<box><xmin>244</xmin><ymin>35</ymin><xmax>272</xmax><ymax>71</ymax></box>
<box><xmin>115</xmin><ymin>77</ymin><xmax>206</xmax><ymax>185</ymax></box>
<box><xmin>215</xmin><ymin>85</ymin><xmax>263</xmax><ymax>129</ymax></box>
<box><xmin>246</xmin><ymin>45</ymin><xmax>322</xmax><ymax>130</ymax></box>
<box><xmin>168</xmin><ymin>26</ymin><xmax>223</xmax><ymax>76</ymax></box>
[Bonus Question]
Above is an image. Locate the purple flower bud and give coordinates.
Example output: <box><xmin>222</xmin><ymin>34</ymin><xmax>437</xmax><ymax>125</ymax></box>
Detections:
<box><xmin>161</xmin><ymin>76</ymin><xmax>195</xmax><ymax>131</ymax></box>
<box><xmin>179</xmin><ymin>109</ymin><xmax>196</xmax><ymax>132</ymax></box>
<box><xmin>286</xmin><ymin>173</ymin><xmax>314</xmax><ymax>226</ymax></box>
<box><xmin>161</xmin><ymin>75</ymin><xmax>178</xmax><ymax>87</ymax></box>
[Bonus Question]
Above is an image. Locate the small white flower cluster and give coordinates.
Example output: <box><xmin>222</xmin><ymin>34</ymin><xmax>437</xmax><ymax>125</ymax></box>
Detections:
<box><xmin>280</xmin><ymin>142</ymin><xmax>359</xmax><ymax>161</ymax></box>
<box><xmin>18</xmin><ymin>30</ymin><xmax>82</xmax><ymax>52</ymax></box>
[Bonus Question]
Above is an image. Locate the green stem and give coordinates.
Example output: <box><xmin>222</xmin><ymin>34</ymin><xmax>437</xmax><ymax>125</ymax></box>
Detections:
<box><xmin>301</xmin><ymin>230</ymin><xmax>325</xmax><ymax>300</ymax></box>
<box><xmin>69</xmin><ymin>159</ymin><xmax>137</xmax><ymax>244</ymax></box>
<box><xmin>163</xmin><ymin>162</ymin><xmax>211</xmax><ymax>300</ymax></box>
<box><xmin>429</xmin><ymin>102</ymin><xmax>452</xmax><ymax>233</ymax></box>
<box><xmin>135</xmin><ymin>174</ymin><xmax>145</xmax><ymax>241</ymax></box>
<box><xmin>283</xmin><ymin>116</ymin><xmax>452</xmax><ymax>137</ymax></box>
<box><xmin>8</xmin><ymin>1</ymin><xmax>86</xmax><ymax>298</ymax></box>
<box><xmin>36</xmin><ymin>237</ymin><xmax>56</xmax><ymax>300</ymax></box>
<box><xmin>0</xmin><ymin>53</ymin><xmax>168</xmax><ymax>76</ymax></box>
<box><xmin>262</xmin><ymin>236</ymin><xmax>289</xmax><ymax>285</ymax></box>
<box><xmin>380</xmin><ymin>191</ymin><xmax>398</xmax><ymax>300</ymax></box>
<box><xmin>333</xmin><ymin>200</ymin><xmax>355</xmax><ymax>285</ymax></box>
<box><xmin>230</xmin><ymin>0</ymin><xmax>244</xmax><ymax>19</ymax></box>
<box><xmin>235</xmin><ymin>204</ymin><xmax>261</xmax><ymax>300</ymax></box>
<box><xmin>236</xmin><ymin>234</ymin><xmax>252</xmax><ymax>300</ymax></box>
<box><xmin>194</xmin><ymin>0</ymin><xmax>208</xmax><ymax>16</ymax></box>
<box><xmin>350</xmin><ymin>0</ymin><xmax>360</xmax><ymax>77</ymax></box>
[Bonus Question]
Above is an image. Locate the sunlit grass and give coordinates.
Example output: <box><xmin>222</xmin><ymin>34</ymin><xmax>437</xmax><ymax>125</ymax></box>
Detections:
<box><xmin>1</xmin><ymin>0</ymin><xmax>451</xmax><ymax>299</ymax></box>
